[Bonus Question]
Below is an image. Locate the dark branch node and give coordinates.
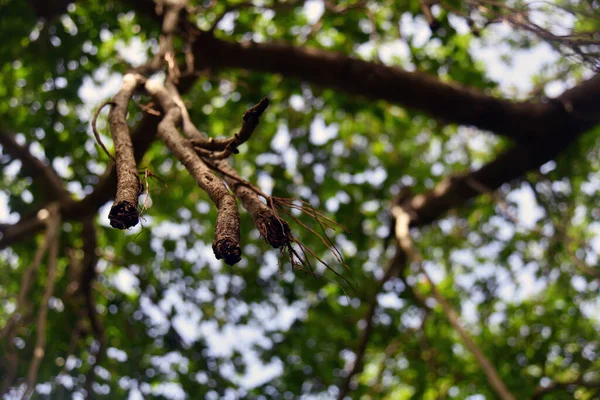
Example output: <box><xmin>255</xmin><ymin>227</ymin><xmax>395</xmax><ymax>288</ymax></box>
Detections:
<box><xmin>213</xmin><ymin>237</ymin><xmax>242</xmax><ymax>265</ymax></box>
<box><xmin>108</xmin><ymin>201</ymin><xmax>140</xmax><ymax>229</ymax></box>
<box><xmin>256</xmin><ymin>212</ymin><xmax>292</xmax><ymax>249</ymax></box>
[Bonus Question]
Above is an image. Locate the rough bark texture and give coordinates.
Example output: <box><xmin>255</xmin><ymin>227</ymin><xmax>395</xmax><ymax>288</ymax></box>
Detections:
<box><xmin>145</xmin><ymin>80</ymin><xmax>241</xmax><ymax>265</ymax></box>
<box><xmin>3</xmin><ymin>0</ymin><xmax>599</xmax><ymax>257</ymax></box>
<box><xmin>214</xmin><ymin>159</ymin><xmax>292</xmax><ymax>249</ymax></box>
<box><xmin>107</xmin><ymin>73</ymin><xmax>144</xmax><ymax>229</ymax></box>
<box><xmin>191</xmin><ymin>97</ymin><xmax>270</xmax><ymax>159</ymax></box>
<box><xmin>163</xmin><ymin>81</ymin><xmax>290</xmax><ymax>249</ymax></box>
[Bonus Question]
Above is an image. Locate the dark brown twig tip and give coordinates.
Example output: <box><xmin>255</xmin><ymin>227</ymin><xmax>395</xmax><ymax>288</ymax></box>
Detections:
<box><xmin>91</xmin><ymin>101</ymin><xmax>117</xmax><ymax>163</ymax></box>
<box><xmin>243</xmin><ymin>97</ymin><xmax>270</xmax><ymax>123</ymax></box>
<box><xmin>257</xmin><ymin>213</ymin><xmax>292</xmax><ymax>248</ymax></box>
<box><xmin>108</xmin><ymin>201</ymin><xmax>140</xmax><ymax>229</ymax></box>
<box><xmin>213</xmin><ymin>238</ymin><xmax>242</xmax><ymax>265</ymax></box>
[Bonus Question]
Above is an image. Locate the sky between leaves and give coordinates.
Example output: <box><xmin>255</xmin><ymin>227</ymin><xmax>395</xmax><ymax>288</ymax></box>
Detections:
<box><xmin>1</xmin><ymin>0</ymin><xmax>599</xmax><ymax>399</ymax></box>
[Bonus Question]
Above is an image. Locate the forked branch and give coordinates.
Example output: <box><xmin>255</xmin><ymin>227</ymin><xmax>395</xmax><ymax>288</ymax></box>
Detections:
<box><xmin>191</xmin><ymin>97</ymin><xmax>270</xmax><ymax>160</ymax></box>
<box><xmin>145</xmin><ymin>80</ymin><xmax>242</xmax><ymax>265</ymax></box>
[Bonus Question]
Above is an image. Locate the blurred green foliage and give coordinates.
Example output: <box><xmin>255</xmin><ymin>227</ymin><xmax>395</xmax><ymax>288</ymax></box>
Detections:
<box><xmin>0</xmin><ymin>0</ymin><xmax>599</xmax><ymax>399</ymax></box>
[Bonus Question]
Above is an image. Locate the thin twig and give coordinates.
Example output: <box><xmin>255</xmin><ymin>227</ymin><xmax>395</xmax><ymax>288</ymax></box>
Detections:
<box><xmin>91</xmin><ymin>101</ymin><xmax>117</xmax><ymax>164</ymax></box>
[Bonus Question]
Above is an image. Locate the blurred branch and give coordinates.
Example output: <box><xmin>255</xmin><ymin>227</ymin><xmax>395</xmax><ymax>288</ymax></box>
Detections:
<box><xmin>79</xmin><ymin>219</ymin><xmax>105</xmax><ymax>400</ymax></box>
<box><xmin>393</xmin><ymin>205</ymin><xmax>517</xmax><ymax>400</ymax></box>
<box><xmin>0</xmin><ymin>204</ymin><xmax>61</xmax><ymax>396</ymax></box>
<box><xmin>184</xmin><ymin>31</ymin><xmax>599</xmax><ymax>142</ymax></box>
<box><xmin>124</xmin><ymin>0</ymin><xmax>600</xmax><ymax>140</ymax></box>
<box><xmin>23</xmin><ymin>208</ymin><xmax>61</xmax><ymax>399</ymax></box>
<box><xmin>164</xmin><ymin>83</ymin><xmax>287</xmax><ymax>248</ymax></box>
<box><xmin>420</xmin><ymin>0</ymin><xmax>440</xmax><ymax>31</ymax></box>
<box><xmin>337</xmin><ymin>249</ymin><xmax>407</xmax><ymax>399</ymax></box>
<box><xmin>370</xmin><ymin>339</ymin><xmax>400</xmax><ymax>396</ymax></box>
<box><xmin>135</xmin><ymin>0</ymin><xmax>187</xmax><ymax>80</ymax></box>
<box><xmin>0</xmin><ymin>127</ymin><xmax>71</xmax><ymax>202</ymax></box>
<box><xmin>26</xmin><ymin>0</ymin><xmax>71</xmax><ymax>19</ymax></box>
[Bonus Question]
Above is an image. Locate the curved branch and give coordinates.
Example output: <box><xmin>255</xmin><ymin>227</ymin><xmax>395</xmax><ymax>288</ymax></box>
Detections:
<box><xmin>189</xmin><ymin>32</ymin><xmax>575</xmax><ymax>142</ymax></box>
<box><xmin>405</xmin><ymin>74</ymin><xmax>600</xmax><ymax>227</ymax></box>
<box><xmin>125</xmin><ymin>0</ymin><xmax>599</xmax><ymax>141</ymax></box>
<box><xmin>393</xmin><ymin>205</ymin><xmax>516</xmax><ymax>400</ymax></box>
<box><xmin>0</xmin><ymin>128</ymin><xmax>71</xmax><ymax>202</ymax></box>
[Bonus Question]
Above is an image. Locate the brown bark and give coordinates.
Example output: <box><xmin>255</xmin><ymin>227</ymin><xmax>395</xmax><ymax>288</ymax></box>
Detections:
<box><xmin>124</xmin><ymin>0</ymin><xmax>595</xmax><ymax>141</ymax></box>
<box><xmin>189</xmin><ymin>32</ymin><xmax>555</xmax><ymax>142</ymax></box>
<box><xmin>212</xmin><ymin>159</ymin><xmax>292</xmax><ymax>249</ymax></box>
<box><xmin>191</xmin><ymin>97</ymin><xmax>270</xmax><ymax>159</ymax></box>
<box><xmin>163</xmin><ymin>81</ymin><xmax>291</xmax><ymax>249</ymax></box>
<box><xmin>407</xmin><ymin>74</ymin><xmax>600</xmax><ymax>227</ymax></box>
<box><xmin>107</xmin><ymin>73</ymin><xmax>144</xmax><ymax>229</ymax></box>
<box><xmin>145</xmin><ymin>80</ymin><xmax>241</xmax><ymax>265</ymax></box>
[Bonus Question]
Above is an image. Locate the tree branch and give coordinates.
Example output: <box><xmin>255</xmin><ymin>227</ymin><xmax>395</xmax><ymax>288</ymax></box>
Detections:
<box><xmin>106</xmin><ymin>73</ymin><xmax>145</xmax><ymax>230</ymax></box>
<box><xmin>187</xmin><ymin>33</ymin><xmax>600</xmax><ymax>142</ymax></box>
<box><xmin>0</xmin><ymin>72</ymin><xmax>193</xmax><ymax>249</ymax></box>
<box><xmin>163</xmin><ymin>82</ymin><xmax>291</xmax><ymax>249</ymax></box>
<box><xmin>393</xmin><ymin>205</ymin><xmax>517</xmax><ymax>400</ymax></box>
<box><xmin>405</xmin><ymin>74</ymin><xmax>600</xmax><ymax>227</ymax></box>
<box><xmin>0</xmin><ymin>128</ymin><xmax>71</xmax><ymax>202</ymax></box>
<box><xmin>145</xmin><ymin>80</ymin><xmax>241</xmax><ymax>265</ymax></box>
<box><xmin>121</xmin><ymin>0</ymin><xmax>600</xmax><ymax>141</ymax></box>
<box><xmin>135</xmin><ymin>0</ymin><xmax>187</xmax><ymax>79</ymax></box>
<box><xmin>79</xmin><ymin>218</ymin><xmax>105</xmax><ymax>400</ymax></box>
<box><xmin>23</xmin><ymin>208</ymin><xmax>61</xmax><ymax>399</ymax></box>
